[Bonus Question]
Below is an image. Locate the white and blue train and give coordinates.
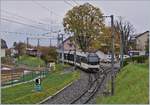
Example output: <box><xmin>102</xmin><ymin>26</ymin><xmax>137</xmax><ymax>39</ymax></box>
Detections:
<box><xmin>58</xmin><ymin>50</ymin><xmax>100</xmax><ymax>72</ymax></box>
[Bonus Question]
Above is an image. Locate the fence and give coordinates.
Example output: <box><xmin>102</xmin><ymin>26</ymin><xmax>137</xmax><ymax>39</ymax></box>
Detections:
<box><xmin>1</xmin><ymin>67</ymin><xmax>50</xmax><ymax>86</ymax></box>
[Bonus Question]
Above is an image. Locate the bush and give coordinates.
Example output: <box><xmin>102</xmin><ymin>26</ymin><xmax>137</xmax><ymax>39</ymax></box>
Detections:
<box><xmin>17</xmin><ymin>55</ymin><xmax>45</xmax><ymax>67</ymax></box>
<box><xmin>1</xmin><ymin>57</ymin><xmax>14</xmax><ymax>65</ymax></box>
<box><xmin>123</xmin><ymin>55</ymin><xmax>148</xmax><ymax>67</ymax></box>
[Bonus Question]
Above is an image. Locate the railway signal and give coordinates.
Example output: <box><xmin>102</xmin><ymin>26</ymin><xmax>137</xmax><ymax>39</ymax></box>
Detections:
<box><xmin>35</xmin><ymin>78</ymin><xmax>42</xmax><ymax>91</ymax></box>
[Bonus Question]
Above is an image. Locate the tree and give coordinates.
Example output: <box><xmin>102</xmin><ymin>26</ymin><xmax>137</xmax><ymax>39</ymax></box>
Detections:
<box><xmin>63</xmin><ymin>3</ymin><xmax>104</xmax><ymax>52</ymax></box>
<box><xmin>38</xmin><ymin>46</ymin><xmax>58</xmax><ymax>64</ymax></box>
<box><xmin>14</xmin><ymin>42</ymin><xmax>26</xmax><ymax>56</ymax></box>
<box><xmin>1</xmin><ymin>39</ymin><xmax>8</xmax><ymax>49</ymax></box>
<box><xmin>114</xmin><ymin>17</ymin><xmax>135</xmax><ymax>68</ymax></box>
<box><xmin>13</xmin><ymin>42</ymin><xmax>17</xmax><ymax>48</ymax></box>
<box><xmin>90</xmin><ymin>26</ymin><xmax>121</xmax><ymax>54</ymax></box>
<box><xmin>114</xmin><ymin>17</ymin><xmax>135</xmax><ymax>54</ymax></box>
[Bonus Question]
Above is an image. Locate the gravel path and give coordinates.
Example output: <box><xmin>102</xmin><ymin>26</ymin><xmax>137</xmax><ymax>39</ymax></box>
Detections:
<box><xmin>42</xmin><ymin>70</ymin><xmax>90</xmax><ymax>104</ymax></box>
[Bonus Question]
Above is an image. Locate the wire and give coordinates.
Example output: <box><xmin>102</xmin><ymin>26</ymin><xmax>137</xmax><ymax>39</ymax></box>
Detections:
<box><xmin>64</xmin><ymin>0</ymin><xmax>74</xmax><ymax>7</ymax></box>
<box><xmin>31</xmin><ymin>0</ymin><xmax>61</xmax><ymax>17</ymax></box>
<box><xmin>1</xmin><ymin>18</ymin><xmax>49</xmax><ymax>31</ymax></box>
<box><xmin>2</xmin><ymin>9</ymin><xmax>49</xmax><ymax>26</ymax></box>
<box><xmin>71</xmin><ymin>0</ymin><xmax>79</xmax><ymax>5</ymax></box>
<box><xmin>0</xmin><ymin>31</ymin><xmax>35</xmax><ymax>36</ymax></box>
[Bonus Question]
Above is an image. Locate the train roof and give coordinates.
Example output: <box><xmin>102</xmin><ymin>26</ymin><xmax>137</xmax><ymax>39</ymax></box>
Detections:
<box><xmin>59</xmin><ymin>50</ymin><xmax>101</xmax><ymax>58</ymax></box>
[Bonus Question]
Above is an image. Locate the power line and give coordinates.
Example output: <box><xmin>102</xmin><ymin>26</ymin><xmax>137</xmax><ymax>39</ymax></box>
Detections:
<box><xmin>1</xmin><ymin>18</ymin><xmax>49</xmax><ymax>31</ymax></box>
<box><xmin>31</xmin><ymin>0</ymin><xmax>61</xmax><ymax>17</ymax></box>
<box><xmin>64</xmin><ymin>0</ymin><xmax>74</xmax><ymax>7</ymax></box>
<box><xmin>2</xmin><ymin>9</ymin><xmax>49</xmax><ymax>26</ymax></box>
<box><xmin>0</xmin><ymin>31</ymin><xmax>35</xmax><ymax>36</ymax></box>
<box><xmin>71</xmin><ymin>0</ymin><xmax>79</xmax><ymax>5</ymax></box>
<box><xmin>0</xmin><ymin>30</ymin><xmax>59</xmax><ymax>38</ymax></box>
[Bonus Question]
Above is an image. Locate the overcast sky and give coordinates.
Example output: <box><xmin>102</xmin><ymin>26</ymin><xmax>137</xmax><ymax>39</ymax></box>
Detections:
<box><xmin>1</xmin><ymin>0</ymin><xmax>150</xmax><ymax>48</ymax></box>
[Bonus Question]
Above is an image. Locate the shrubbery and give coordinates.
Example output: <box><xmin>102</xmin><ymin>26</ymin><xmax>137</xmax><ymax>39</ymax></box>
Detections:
<box><xmin>1</xmin><ymin>56</ymin><xmax>14</xmax><ymax>65</ymax></box>
<box><xmin>123</xmin><ymin>55</ymin><xmax>148</xmax><ymax>66</ymax></box>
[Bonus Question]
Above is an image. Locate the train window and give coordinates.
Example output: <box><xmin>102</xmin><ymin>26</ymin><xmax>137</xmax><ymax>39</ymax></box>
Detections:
<box><xmin>76</xmin><ymin>55</ymin><xmax>81</xmax><ymax>63</ymax></box>
<box><xmin>64</xmin><ymin>54</ymin><xmax>67</xmax><ymax>59</ymax></box>
<box><xmin>81</xmin><ymin>57</ymin><xmax>87</xmax><ymax>63</ymax></box>
<box><xmin>88</xmin><ymin>54</ymin><xmax>99</xmax><ymax>65</ymax></box>
<box><xmin>70</xmin><ymin>54</ymin><xmax>74</xmax><ymax>61</ymax></box>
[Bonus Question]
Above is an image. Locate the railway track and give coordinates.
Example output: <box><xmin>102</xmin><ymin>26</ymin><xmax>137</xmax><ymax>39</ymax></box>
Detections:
<box><xmin>70</xmin><ymin>65</ymin><xmax>111</xmax><ymax>104</ymax></box>
<box><xmin>42</xmin><ymin>64</ymin><xmax>116</xmax><ymax>104</ymax></box>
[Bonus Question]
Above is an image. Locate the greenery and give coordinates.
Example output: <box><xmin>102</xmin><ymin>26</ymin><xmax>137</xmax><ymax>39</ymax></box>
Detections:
<box><xmin>123</xmin><ymin>55</ymin><xmax>148</xmax><ymax>66</ymax></box>
<box><xmin>17</xmin><ymin>55</ymin><xmax>45</xmax><ymax>67</ymax></box>
<box><xmin>1</xmin><ymin>56</ymin><xmax>14</xmax><ymax>65</ymax></box>
<box><xmin>1</xmin><ymin>64</ymin><xmax>80</xmax><ymax>104</ymax></box>
<box><xmin>96</xmin><ymin>63</ymin><xmax>149</xmax><ymax>104</ymax></box>
<box><xmin>14</xmin><ymin>42</ymin><xmax>26</xmax><ymax>56</ymax></box>
<box><xmin>63</xmin><ymin>3</ymin><xmax>104</xmax><ymax>52</ymax></box>
<box><xmin>38</xmin><ymin>46</ymin><xmax>58</xmax><ymax>63</ymax></box>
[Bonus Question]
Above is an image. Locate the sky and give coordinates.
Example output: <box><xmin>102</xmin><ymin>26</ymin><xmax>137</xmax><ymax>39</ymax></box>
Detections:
<box><xmin>0</xmin><ymin>0</ymin><xmax>150</xmax><ymax>48</ymax></box>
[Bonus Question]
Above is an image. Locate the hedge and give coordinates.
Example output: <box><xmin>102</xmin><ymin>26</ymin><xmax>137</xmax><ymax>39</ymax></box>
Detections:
<box><xmin>123</xmin><ymin>55</ymin><xmax>148</xmax><ymax>66</ymax></box>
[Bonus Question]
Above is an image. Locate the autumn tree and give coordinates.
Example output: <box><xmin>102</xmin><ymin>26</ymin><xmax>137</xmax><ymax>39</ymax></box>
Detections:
<box><xmin>90</xmin><ymin>26</ymin><xmax>120</xmax><ymax>54</ymax></box>
<box><xmin>14</xmin><ymin>42</ymin><xmax>26</xmax><ymax>56</ymax></box>
<box><xmin>38</xmin><ymin>46</ymin><xmax>58</xmax><ymax>64</ymax></box>
<box><xmin>63</xmin><ymin>3</ymin><xmax>104</xmax><ymax>52</ymax></box>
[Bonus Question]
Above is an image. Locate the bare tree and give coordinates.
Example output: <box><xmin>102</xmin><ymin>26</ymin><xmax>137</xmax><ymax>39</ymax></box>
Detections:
<box><xmin>114</xmin><ymin>17</ymin><xmax>135</xmax><ymax>68</ymax></box>
<box><xmin>114</xmin><ymin>17</ymin><xmax>135</xmax><ymax>54</ymax></box>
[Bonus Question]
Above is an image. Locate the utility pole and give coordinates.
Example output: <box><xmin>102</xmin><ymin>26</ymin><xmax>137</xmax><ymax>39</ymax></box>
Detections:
<box><xmin>110</xmin><ymin>15</ymin><xmax>115</xmax><ymax>96</ymax></box>
<box><xmin>37</xmin><ymin>38</ymin><xmax>40</xmax><ymax>48</ymax></box>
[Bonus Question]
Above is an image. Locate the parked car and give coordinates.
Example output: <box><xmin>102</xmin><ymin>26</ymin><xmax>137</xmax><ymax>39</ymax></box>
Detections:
<box><xmin>118</xmin><ymin>55</ymin><xmax>130</xmax><ymax>60</ymax></box>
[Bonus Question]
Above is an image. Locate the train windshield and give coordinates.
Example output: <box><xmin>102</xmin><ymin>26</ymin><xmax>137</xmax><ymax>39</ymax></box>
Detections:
<box><xmin>88</xmin><ymin>53</ymin><xmax>99</xmax><ymax>65</ymax></box>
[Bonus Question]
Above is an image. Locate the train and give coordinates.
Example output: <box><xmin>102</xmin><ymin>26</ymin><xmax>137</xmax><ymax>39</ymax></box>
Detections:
<box><xmin>58</xmin><ymin>50</ymin><xmax>100</xmax><ymax>72</ymax></box>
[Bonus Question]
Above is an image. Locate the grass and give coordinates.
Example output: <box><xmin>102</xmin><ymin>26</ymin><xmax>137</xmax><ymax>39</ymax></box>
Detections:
<box><xmin>1</xmin><ymin>64</ymin><xmax>80</xmax><ymax>104</ymax></box>
<box><xmin>96</xmin><ymin>63</ymin><xmax>149</xmax><ymax>104</ymax></box>
<box><xmin>17</xmin><ymin>55</ymin><xmax>45</xmax><ymax>67</ymax></box>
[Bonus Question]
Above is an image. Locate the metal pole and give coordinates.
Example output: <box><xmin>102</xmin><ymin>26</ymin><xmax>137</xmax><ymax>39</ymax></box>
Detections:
<box><xmin>74</xmin><ymin>36</ymin><xmax>76</xmax><ymax>70</ymax></box>
<box><xmin>49</xmin><ymin>38</ymin><xmax>51</xmax><ymax>47</ymax></box>
<box><xmin>61</xmin><ymin>34</ymin><xmax>64</xmax><ymax>66</ymax></box>
<box><xmin>37</xmin><ymin>38</ymin><xmax>40</xmax><ymax>48</ymax></box>
<box><xmin>111</xmin><ymin>15</ymin><xmax>115</xmax><ymax>95</ymax></box>
<box><xmin>120</xmin><ymin>33</ymin><xmax>124</xmax><ymax>68</ymax></box>
<box><xmin>27</xmin><ymin>37</ymin><xmax>29</xmax><ymax>48</ymax></box>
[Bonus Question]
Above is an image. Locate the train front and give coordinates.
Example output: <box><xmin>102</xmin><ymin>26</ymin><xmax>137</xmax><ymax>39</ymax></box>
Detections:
<box><xmin>87</xmin><ymin>53</ymin><xmax>100</xmax><ymax>72</ymax></box>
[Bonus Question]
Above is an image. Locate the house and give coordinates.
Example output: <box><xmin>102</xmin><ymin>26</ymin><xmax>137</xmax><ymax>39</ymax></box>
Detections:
<box><xmin>58</xmin><ymin>37</ymin><xmax>80</xmax><ymax>51</ymax></box>
<box><xmin>10</xmin><ymin>48</ymin><xmax>18</xmax><ymax>57</ymax></box>
<box><xmin>130</xmin><ymin>31</ymin><xmax>149</xmax><ymax>51</ymax></box>
<box><xmin>62</xmin><ymin>37</ymin><xmax>75</xmax><ymax>51</ymax></box>
<box><xmin>26</xmin><ymin>48</ymin><xmax>42</xmax><ymax>57</ymax></box>
<box><xmin>1</xmin><ymin>39</ymin><xmax>8</xmax><ymax>57</ymax></box>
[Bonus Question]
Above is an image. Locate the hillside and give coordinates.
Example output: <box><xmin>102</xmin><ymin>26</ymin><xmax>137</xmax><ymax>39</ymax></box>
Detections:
<box><xmin>96</xmin><ymin>63</ymin><xmax>149</xmax><ymax>104</ymax></box>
